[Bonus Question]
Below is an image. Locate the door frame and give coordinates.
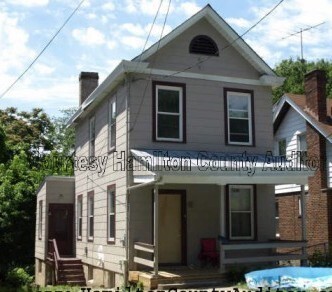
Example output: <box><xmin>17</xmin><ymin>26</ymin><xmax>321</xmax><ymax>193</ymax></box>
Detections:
<box><xmin>48</xmin><ymin>203</ymin><xmax>74</xmax><ymax>256</ymax></box>
<box><xmin>152</xmin><ymin>189</ymin><xmax>187</xmax><ymax>266</ymax></box>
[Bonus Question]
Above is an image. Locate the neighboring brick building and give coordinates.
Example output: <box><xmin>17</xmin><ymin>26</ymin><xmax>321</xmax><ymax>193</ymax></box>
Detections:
<box><xmin>274</xmin><ymin>69</ymin><xmax>332</xmax><ymax>251</ymax></box>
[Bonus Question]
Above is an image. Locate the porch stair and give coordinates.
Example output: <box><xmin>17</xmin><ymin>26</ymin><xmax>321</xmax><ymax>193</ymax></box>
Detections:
<box><xmin>129</xmin><ymin>269</ymin><xmax>228</xmax><ymax>290</ymax></box>
<box><xmin>56</xmin><ymin>258</ymin><xmax>86</xmax><ymax>286</ymax></box>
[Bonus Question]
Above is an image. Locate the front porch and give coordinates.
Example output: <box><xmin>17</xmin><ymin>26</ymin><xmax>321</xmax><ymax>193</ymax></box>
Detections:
<box><xmin>128</xmin><ymin>149</ymin><xmax>312</xmax><ymax>289</ymax></box>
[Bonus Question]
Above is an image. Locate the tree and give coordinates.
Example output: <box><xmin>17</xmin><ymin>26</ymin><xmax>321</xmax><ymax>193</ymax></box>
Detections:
<box><xmin>272</xmin><ymin>58</ymin><xmax>332</xmax><ymax>103</ymax></box>
<box><xmin>0</xmin><ymin>108</ymin><xmax>75</xmax><ymax>282</ymax></box>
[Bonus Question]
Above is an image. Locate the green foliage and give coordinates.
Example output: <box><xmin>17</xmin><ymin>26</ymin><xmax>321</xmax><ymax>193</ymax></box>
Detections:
<box><xmin>308</xmin><ymin>249</ymin><xmax>332</xmax><ymax>267</ymax></box>
<box><xmin>5</xmin><ymin>267</ymin><xmax>34</xmax><ymax>287</ymax></box>
<box><xmin>272</xmin><ymin>58</ymin><xmax>332</xmax><ymax>103</ymax></box>
<box><xmin>0</xmin><ymin>108</ymin><xmax>75</xmax><ymax>283</ymax></box>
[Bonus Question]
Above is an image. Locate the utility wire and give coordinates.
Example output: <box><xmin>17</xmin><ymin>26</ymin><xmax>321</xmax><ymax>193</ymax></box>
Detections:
<box><xmin>165</xmin><ymin>0</ymin><xmax>285</xmax><ymax>78</ymax></box>
<box><xmin>130</xmin><ymin>0</ymin><xmax>172</xmax><ymax>132</ymax></box>
<box><xmin>0</xmin><ymin>0</ymin><xmax>86</xmax><ymax>99</ymax></box>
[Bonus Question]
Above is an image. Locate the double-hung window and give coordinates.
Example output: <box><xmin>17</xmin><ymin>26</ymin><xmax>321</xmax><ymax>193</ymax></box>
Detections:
<box><xmin>77</xmin><ymin>195</ymin><xmax>83</xmax><ymax>240</ymax></box>
<box><xmin>38</xmin><ymin>200</ymin><xmax>43</xmax><ymax>240</ymax></box>
<box><xmin>297</xmin><ymin>132</ymin><xmax>307</xmax><ymax>164</ymax></box>
<box><xmin>225</xmin><ymin>90</ymin><xmax>253</xmax><ymax>145</ymax></box>
<box><xmin>108</xmin><ymin>98</ymin><xmax>116</xmax><ymax>151</ymax></box>
<box><xmin>87</xmin><ymin>191</ymin><xmax>94</xmax><ymax>241</ymax></box>
<box><xmin>153</xmin><ymin>82</ymin><xmax>185</xmax><ymax>142</ymax></box>
<box><xmin>107</xmin><ymin>185</ymin><xmax>116</xmax><ymax>243</ymax></box>
<box><xmin>228</xmin><ymin>185</ymin><xmax>255</xmax><ymax>240</ymax></box>
<box><xmin>89</xmin><ymin>116</ymin><xmax>96</xmax><ymax>159</ymax></box>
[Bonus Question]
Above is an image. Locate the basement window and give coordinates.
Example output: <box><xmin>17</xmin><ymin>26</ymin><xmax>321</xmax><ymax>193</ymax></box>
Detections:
<box><xmin>189</xmin><ymin>35</ymin><xmax>219</xmax><ymax>56</ymax></box>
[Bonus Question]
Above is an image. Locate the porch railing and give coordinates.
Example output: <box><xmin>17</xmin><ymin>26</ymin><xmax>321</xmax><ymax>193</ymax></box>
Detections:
<box><xmin>220</xmin><ymin>240</ymin><xmax>307</xmax><ymax>269</ymax></box>
<box><xmin>134</xmin><ymin>242</ymin><xmax>155</xmax><ymax>269</ymax></box>
<box><xmin>48</xmin><ymin>239</ymin><xmax>60</xmax><ymax>284</ymax></box>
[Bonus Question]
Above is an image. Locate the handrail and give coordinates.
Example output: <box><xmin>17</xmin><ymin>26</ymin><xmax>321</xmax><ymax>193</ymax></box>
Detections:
<box><xmin>48</xmin><ymin>239</ymin><xmax>61</xmax><ymax>284</ymax></box>
<box><xmin>134</xmin><ymin>241</ymin><xmax>155</xmax><ymax>268</ymax></box>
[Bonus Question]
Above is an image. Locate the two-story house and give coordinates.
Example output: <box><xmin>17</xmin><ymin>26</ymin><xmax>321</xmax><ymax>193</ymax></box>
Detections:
<box><xmin>35</xmin><ymin>5</ymin><xmax>312</xmax><ymax>289</ymax></box>
<box><xmin>274</xmin><ymin>69</ymin><xmax>332</xmax><ymax>252</ymax></box>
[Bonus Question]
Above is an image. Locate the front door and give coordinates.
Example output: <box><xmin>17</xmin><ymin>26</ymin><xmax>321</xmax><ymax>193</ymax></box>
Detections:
<box><xmin>48</xmin><ymin>204</ymin><xmax>73</xmax><ymax>256</ymax></box>
<box><xmin>158</xmin><ymin>191</ymin><xmax>186</xmax><ymax>265</ymax></box>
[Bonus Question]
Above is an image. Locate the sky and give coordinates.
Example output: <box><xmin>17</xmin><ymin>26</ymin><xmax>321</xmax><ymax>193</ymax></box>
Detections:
<box><xmin>0</xmin><ymin>0</ymin><xmax>331</xmax><ymax>117</ymax></box>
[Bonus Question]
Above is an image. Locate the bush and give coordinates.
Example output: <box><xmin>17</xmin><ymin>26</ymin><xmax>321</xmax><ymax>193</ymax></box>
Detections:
<box><xmin>6</xmin><ymin>267</ymin><xmax>34</xmax><ymax>287</ymax></box>
<box><xmin>308</xmin><ymin>249</ymin><xmax>332</xmax><ymax>267</ymax></box>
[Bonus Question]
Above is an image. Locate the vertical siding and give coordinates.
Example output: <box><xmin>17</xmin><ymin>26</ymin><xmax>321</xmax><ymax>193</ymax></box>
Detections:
<box><xmin>326</xmin><ymin>142</ymin><xmax>332</xmax><ymax>188</ymax></box>
<box><xmin>274</xmin><ymin>107</ymin><xmax>307</xmax><ymax>193</ymax></box>
<box><xmin>75</xmin><ymin>83</ymin><xmax>128</xmax><ymax>274</ymax></box>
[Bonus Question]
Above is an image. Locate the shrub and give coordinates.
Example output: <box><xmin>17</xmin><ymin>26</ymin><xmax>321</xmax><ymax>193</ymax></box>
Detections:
<box><xmin>6</xmin><ymin>267</ymin><xmax>33</xmax><ymax>287</ymax></box>
<box><xmin>308</xmin><ymin>249</ymin><xmax>332</xmax><ymax>267</ymax></box>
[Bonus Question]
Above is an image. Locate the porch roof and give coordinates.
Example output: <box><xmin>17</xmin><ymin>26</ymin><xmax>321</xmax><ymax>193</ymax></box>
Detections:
<box><xmin>130</xmin><ymin>149</ymin><xmax>314</xmax><ymax>185</ymax></box>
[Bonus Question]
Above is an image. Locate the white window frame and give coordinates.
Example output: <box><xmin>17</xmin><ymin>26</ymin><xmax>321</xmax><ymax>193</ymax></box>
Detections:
<box><xmin>226</xmin><ymin>91</ymin><xmax>253</xmax><ymax>145</ymax></box>
<box><xmin>77</xmin><ymin>195</ymin><xmax>83</xmax><ymax>240</ymax></box>
<box><xmin>107</xmin><ymin>185</ymin><xmax>116</xmax><ymax>243</ymax></box>
<box><xmin>228</xmin><ymin>185</ymin><xmax>254</xmax><ymax>240</ymax></box>
<box><xmin>89</xmin><ymin>116</ymin><xmax>95</xmax><ymax>158</ymax></box>
<box><xmin>87</xmin><ymin>192</ymin><xmax>94</xmax><ymax>241</ymax></box>
<box><xmin>155</xmin><ymin>84</ymin><xmax>183</xmax><ymax>142</ymax></box>
<box><xmin>108</xmin><ymin>98</ymin><xmax>116</xmax><ymax>152</ymax></box>
<box><xmin>38</xmin><ymin>200</ymin><xmax>43</xmax><ymax>240</ymax></box>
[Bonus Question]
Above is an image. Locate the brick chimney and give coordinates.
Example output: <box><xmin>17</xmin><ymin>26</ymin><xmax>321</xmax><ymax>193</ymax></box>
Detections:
<box><xmin>79</xmin><ymin>72</ymin><xmax>99</xmax><ymax>105</ymax></box>
<box><xmin>304</xmin><ymin>69</ymin><xmax>327</xmax><ymax>122</ymax></box>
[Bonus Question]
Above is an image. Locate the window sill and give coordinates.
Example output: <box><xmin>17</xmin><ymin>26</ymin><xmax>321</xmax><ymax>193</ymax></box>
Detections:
<box><xmin>88</xmin><ymin>237</ymin><xmax>94</xmax><ymax>242</ymax></box>
<box><xmin>107</xmin><ymin>239</ymin><xmax>115</xmax><ymax>245</ymax></box>
<box><xmin>108</xmin><ymin>146</ymin><xmax>116</xmax><ymax>154</ymax></box>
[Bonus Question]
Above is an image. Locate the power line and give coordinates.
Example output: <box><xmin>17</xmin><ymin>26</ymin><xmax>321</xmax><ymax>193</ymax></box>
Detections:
<box><xmin>165</xmin><ymin>0</ymin><xmax>285</xmax><ymax>78</ymax></box>
<box><xmin>0</xmin><ymin>0</ymin><xmax>86</xmax><ymax>100</ymax></box>
<box><xmin>130</xmin><ymin>0</ymin><xmax>172</xmax><ymax>132</ymax></box>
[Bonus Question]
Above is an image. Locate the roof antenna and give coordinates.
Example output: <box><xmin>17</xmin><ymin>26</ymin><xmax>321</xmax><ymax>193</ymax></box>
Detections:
<box><xmin>282</xmin><ymin>22</ymin><xmax>325</xmax><ymax>62</ymax></box>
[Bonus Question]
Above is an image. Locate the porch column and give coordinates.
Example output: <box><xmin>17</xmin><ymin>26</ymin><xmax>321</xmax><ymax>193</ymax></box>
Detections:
<box><xmin>153</xmin><ymin>185</ymin><xmax>159</xmax><ymax>276</ymax></box>
<box><xmin>300</xmin><ymin>184</ymin><xmax>307</xmax><ymax>265</ymax></box>
<box><xmin>219</xmin><ymin>185</ymin><xmax>226</xmax><ymax>272</ymax></box>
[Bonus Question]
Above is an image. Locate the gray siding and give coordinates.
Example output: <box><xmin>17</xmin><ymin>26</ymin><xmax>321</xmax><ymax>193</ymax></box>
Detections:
<box><xmin>129</xmin><ymin>76</ymin><xmax>273</xmax><ymax>153</ymax></box>
<box><xmin>74</xmin><ymin>83</ymin><xmax>128</xmax><ymax>274</ymax></box>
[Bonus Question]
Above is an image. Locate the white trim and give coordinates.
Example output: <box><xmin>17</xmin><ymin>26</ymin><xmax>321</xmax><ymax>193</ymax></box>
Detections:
<box><xmin>134</xmin><ymin>5</ymin><xmax>276</xmax><ymax>76</ymax></box>
<box><xmin>68</xmin><ymin>59</ymin><xmax>283</xmax><ymax>126</ymax></box>
<box><xmin>89</xmin><ymin>116</ymin><xmax>95</xmax><ymax>158</ymax></box>
<box><xmin>108</xmin><ymin>97</ymin><xmax>117</xmax><ymax>151</ymax></box>
<box><xmin>107</xmin><ymin>187</ymin><xmax>115</xmax><ymax>242</ymax></box>
<box><xmin>274</xmin><ymin>95</ymin><xmax>332</xmax><ymax>143</ymax></box>
<box><xmin>228</xmin><ymin>185</ymin><xmax>254</xmax><ymax>240</ymax></box>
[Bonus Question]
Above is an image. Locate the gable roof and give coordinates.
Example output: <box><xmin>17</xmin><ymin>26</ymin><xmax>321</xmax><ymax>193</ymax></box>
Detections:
<box><xmin>68</xmin><ymin>5</ymin><xmax>283</xmax><ymax>126</ymax></box>
<box><xmin>133</xmin><ymin>4</ymin><xmax>276</xmax><ymax>76</ymax></box>
<box><xmin>273</xmin><ymin>93</ymin><xmax>332</xmax><ymax>143</ymax></box>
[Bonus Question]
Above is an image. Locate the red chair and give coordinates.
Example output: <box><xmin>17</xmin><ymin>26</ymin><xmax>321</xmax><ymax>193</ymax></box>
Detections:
<box><xmin>198</xmin><ymin>238</ymin><xmax>219</xmax><ymax>267</ymax></box>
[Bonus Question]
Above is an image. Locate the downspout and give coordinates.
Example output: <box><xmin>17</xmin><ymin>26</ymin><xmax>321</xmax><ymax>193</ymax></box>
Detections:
<box><xmin>124</xmin><ymin>74</ymin><xmax>130</xmax><ymax>286</ymax></box>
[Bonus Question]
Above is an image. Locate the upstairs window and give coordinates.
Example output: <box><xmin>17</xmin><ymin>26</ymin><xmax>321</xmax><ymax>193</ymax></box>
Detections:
<box><xmin>153</xmin><ymin>82</ymin><xmax>186</xmax><ymax>142</ymax></box>
<box><xmin>297</xmin><ymin>132</ymin><xmax>307</xmax><ymax>163</ymax></box>
<box><xmin>108</xmin><ymin>98</ymin><xmax>116</xmax><ymax>151</ymax></box>
<box><xmin>189</xmin><ymin>35</ymin><xmax>219</xmax><ymax>56</ymax></box>
<box><xmin>278</xmin><ymin>139</ymin><xmax>286</xmax><ymax>157</ymax></box>
<box><xmin>89</xmin><ymin>116</ymin><xmax>95</xmax><ymax>159</ymax></box>
<box><xmin>225</xmin><ymin>89</ymin><xmax>253</xmax><ymax>145</ymax></box>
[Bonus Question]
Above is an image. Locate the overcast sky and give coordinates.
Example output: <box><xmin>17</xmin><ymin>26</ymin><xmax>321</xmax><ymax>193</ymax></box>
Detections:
<box><xmin>0</xmin><ymin>0</ymin><xmax>331</xmax><ymax>117</ymax></box>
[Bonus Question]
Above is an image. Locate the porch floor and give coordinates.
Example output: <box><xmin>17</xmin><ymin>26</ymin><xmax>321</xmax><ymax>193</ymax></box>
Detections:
<box><xmin>129</xmin><ymin>267</ymin><xmax>228</xmax><ymax>289</ymax></box>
